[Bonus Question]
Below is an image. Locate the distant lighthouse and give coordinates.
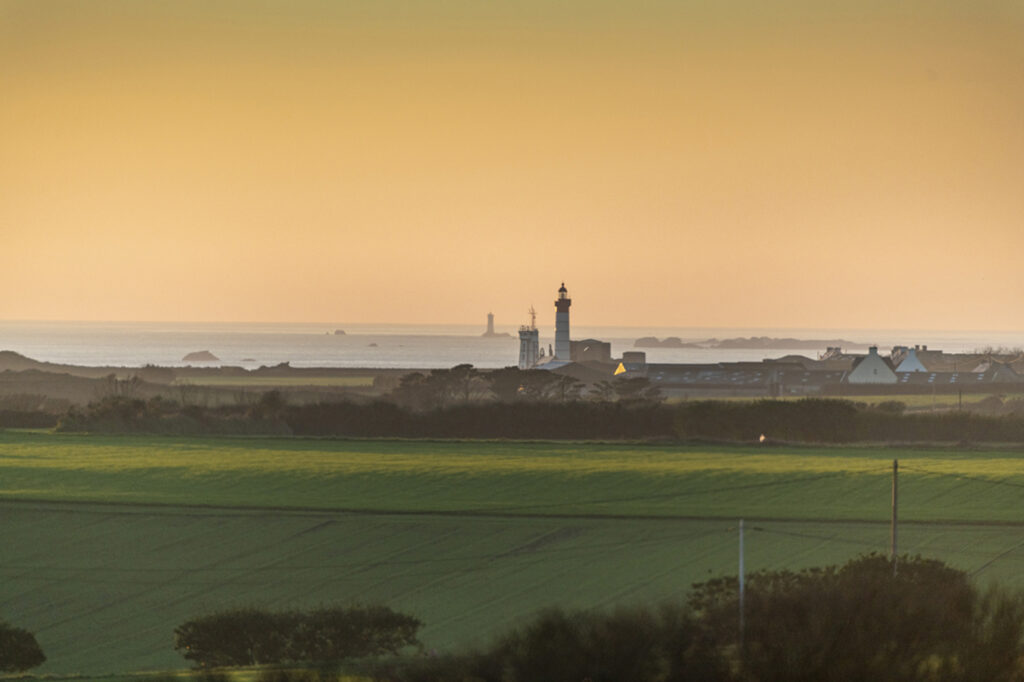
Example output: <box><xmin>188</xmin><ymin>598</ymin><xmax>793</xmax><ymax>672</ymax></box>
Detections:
<box><xmin>554</xmin><ymin>282</ymin><xmax>571</xmax><ymax>361</ymax></box>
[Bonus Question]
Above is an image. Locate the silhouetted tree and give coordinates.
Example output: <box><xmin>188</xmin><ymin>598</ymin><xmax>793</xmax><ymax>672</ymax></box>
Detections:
<box><xmin>690</xmin><ymin>553</ymin><xmax>1024</xmax><ymax>682</ymax></box>
<box><xmin>551</xmin><ymin>375</ymin><xmax>584</xmax><ymax>403</ymax></box>
<box><xmin>485</xmin><ymin>367</ymin><xmax>526</xmax><ymax>402</ymax></box>
<box><xmin>517</xmin><ymin>371</ymin><xmax>562</xmax><ymax>401</ymax></box>
<box><xmin>612</xmin><ymin>377</ymin><xmax>662</xmax><ymax>403</ymax></box>
<box><xmin>447</xmin><ymin>364</ymin><xmax>488</xmax><ymax>404</ymax></box>
<box><xmin>390</xmin><ymin>373</ymin><xmax>433</xmax><ymax>411</ymax></box>
<box><xmin>589</xmin><ymin>380</ymin><xmax>616</xmax><ymax>402</ymax></box>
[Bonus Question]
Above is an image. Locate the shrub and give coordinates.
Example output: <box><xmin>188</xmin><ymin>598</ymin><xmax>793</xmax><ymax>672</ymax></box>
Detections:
<box><xmin>372</xmin><ymin>604</ymin><xmax>724</xmax><ymax>682</ymax></box>
<box><xmin>0</xmin><ymin>621</ymin><xmax>46</xmax><ymax>672</ymax></box>
<box><xmin>690</xmin><ymin>554</ymin><xmax>1024</xmax><ymax>682</ymax></box>
<box><xmin>174</xmin><ymin>606</ymin><xmax>422</xmax><ymax>668</ymax></box>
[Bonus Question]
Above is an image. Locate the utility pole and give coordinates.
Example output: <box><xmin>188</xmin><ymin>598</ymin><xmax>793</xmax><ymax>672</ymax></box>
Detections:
<box><xmin>891</xmin><ymin>459</ymin><xmax>898</xmax><ymax>575</ymax></box>
<box><xmin>739</xmin><ymin>519</ymin><xmax>745</xmax><ymax>649</ymax></box>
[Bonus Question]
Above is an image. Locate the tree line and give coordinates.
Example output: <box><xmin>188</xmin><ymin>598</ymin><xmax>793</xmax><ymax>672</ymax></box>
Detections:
<box><xmin>56</xmin><ymin>392</ymin><xmax>1024</xmax><ymax>444</ymax></box>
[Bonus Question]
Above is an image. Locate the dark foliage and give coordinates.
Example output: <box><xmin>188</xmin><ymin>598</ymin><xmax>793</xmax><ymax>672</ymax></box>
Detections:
<box><xmin>376</xmin><ymin>555</ymin><xmax>1024</xmax><ymax>682</ymax></box>
<box><xmin>0</xmin><ymin>410</ymin><xmax>59</xmax><ymax>428</ymax></box>
<box><xmin>372</xmin><ymin>604</ymin><xmax>724</xmax><ymax>682</ymax></box>
<box><xmin>675</xmin><ymin>398</ymin><xmax>1024</xmax><ymax>443</ymax></box>
<box><xmin>690</xmin><ymin>554</ymin><xmax>1024</xmax><ymax>682</ymax></box>
<box><xmin>0</xmin><ymin>621</ymin><xmax>46</xmax><ymax>672</ymax></box>
<box><xmin>173</xmin><ymin>606</ymin><xmax>422</xmax><ymax>668</ymax></box>
<box><xmin>56</xmin><ymin>395</ymin><xmax>292</xmax><ymax>436</ymax></box>
<box><xmin>53</xmin><ymin>391</ymin><xmax>1024</xmax><ymax>443</ymax></box>
<box><xmin>284</xmin><ymin>400</ymin><xmax>676</xmax><ymax>440</ymax></box>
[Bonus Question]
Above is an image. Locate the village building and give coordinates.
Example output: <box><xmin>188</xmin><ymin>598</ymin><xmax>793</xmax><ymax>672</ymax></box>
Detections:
<box><xmin>894</xmin><ymin>347</ymin><xmax>927</xmax><ymax>372</ymax></box>
<box><xmin>846</xmin><ymin>346</ymin><xmax>898</xmax><ymax>384</ymax></box>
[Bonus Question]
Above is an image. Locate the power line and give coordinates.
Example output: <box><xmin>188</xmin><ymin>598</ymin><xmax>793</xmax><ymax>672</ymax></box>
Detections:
<box><xmin>900</xmin><ymin>464</ymin><xmax>1024</xmax><ymax>490</ymax></box>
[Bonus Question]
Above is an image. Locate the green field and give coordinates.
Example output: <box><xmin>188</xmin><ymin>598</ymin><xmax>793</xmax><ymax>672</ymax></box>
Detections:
<box><xmin>3</xmin><ymin>431</ymin><xmax>1024</xmax><ymax>522</ymax></box>
<box><xmin>4</xmin><ymin>431</ymin><xmax>1024</xmax><ymax>675</ymax></box>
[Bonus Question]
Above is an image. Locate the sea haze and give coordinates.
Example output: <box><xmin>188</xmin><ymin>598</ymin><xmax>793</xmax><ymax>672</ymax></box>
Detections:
<box><xmin>0</xmin><ymin>321</ymin><xmax>1021</xmax><ymax>370</ymax></box>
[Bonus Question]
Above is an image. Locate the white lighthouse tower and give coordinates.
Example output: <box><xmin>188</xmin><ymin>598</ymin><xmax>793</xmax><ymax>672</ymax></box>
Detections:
<box><xmin>554</xmin><ymin>282</ymin><xmax>571</xmax><ymax>362</ymax></box>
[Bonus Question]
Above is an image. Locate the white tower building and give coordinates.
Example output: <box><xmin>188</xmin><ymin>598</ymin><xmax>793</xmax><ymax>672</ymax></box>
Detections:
<box><xmin>554</xmin><ymin>282</ymin><xmax>572</xmax><ymax>362</ymax></box>
<box><xmin>518</xmin><ymin>307</ymin><xmax>539</xmax><ymax>369</ymax></box>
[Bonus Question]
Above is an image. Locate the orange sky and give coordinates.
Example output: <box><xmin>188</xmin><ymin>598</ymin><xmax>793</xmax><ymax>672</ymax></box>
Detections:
<box><xmin>2</xmin><ymin>1</ymin><xmax>1023</xmax><ymax>330</ymax></box>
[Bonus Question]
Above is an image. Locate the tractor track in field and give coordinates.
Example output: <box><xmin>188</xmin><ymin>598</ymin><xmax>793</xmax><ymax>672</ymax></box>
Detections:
<box><xmin>4</xmin><ymin>495</ymin><xmax>1024</xmax><ymax>529</ymax></box>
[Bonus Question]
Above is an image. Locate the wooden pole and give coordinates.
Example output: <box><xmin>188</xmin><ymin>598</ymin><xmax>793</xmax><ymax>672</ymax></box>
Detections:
<box><xmin>739</xmin><ymin>519</ymin><xmax>745</xmax><ymax>648</ymax></box>
<box><xmin>891</xmin><ymin>459</ymin><xmax>898</xmax><ymax>575</ymax></box>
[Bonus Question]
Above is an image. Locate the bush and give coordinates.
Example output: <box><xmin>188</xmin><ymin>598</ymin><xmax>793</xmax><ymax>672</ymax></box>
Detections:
<box><xmin>372</xmin><ymin>604</ymin><xmax>724</xmax><ymax>682</ymax></box>
<box><xmin>0</xmin><ymin>621</ymin><xmax>46</xmax><ymax>672</ymax></box>
<box><xmin>374</xmin><ymin>555</ymin><xmax>1024</xmax><ymax>682</ymax></box>
<box><xmin>690</xmin><ymin>554</ymin><xmax>1024</xmax><ymax>682</ymax></box>
<box><xmin>174</xmin><ymin>606</ymin><xmax>422</xmax><ymax>668</ymax></box>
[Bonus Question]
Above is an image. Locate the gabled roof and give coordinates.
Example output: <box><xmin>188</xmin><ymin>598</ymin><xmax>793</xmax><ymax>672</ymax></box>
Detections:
<box><xmin>850</xmin><ymin>354</ymin><xmax>897</xmax><ymax>372</ymax></box>
<box><xmin>895</xmin><ymin>348</ymin><xmax>928</xmax><ymax>372</ymax></box>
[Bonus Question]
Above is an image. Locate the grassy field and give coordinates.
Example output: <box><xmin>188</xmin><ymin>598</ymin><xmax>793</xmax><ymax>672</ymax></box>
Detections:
<box><xmin>3</xmin><ymin>431</ymin><xmax>1024</xmax><ymax>522</ymax></box>
<box><xmin>5</xmin><ymin>431</ymin><xmax>1024</xmax><ymax>675</ymax></box>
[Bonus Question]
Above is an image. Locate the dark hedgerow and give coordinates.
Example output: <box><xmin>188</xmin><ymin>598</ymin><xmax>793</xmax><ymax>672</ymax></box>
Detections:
<box><xmin>174</xmin><ymin>606</ymin><xmax>422</xmax><ymax>668</ymax></box>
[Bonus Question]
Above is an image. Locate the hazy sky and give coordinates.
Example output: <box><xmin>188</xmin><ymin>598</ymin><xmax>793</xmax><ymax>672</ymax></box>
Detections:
<box><xmin>2</xmin><ymin>1</ymin><xmax>1022</xmax><ymax>330</ymax></box>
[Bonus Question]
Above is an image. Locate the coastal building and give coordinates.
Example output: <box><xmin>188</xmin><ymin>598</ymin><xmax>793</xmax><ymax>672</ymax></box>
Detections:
<box><xmin>613</xmin><ymin>360</ymin><xmax>849</xmax><ymax>398</ymax></box>
<box><xmin>570</xmin><ymin>339</ymin><xmax>611</xmax><ymax>363</ymax></box>
<box><xmin>894</xmin><ymin>347</ymin><xmax>927</xmax><ymax>372</ymax></box>
<box><xmin>518</xmin><ymin>307</ymin><xmax>539</xmax><ymax>370</ymax></box>
<box><xmin>846</xmin><ymin>346</ymin><xmax>898</xmax><ymax>384</ymax></box>
<box><xmin>554</xmin><ymin>283</ymin><xmax>571</xmax><ymax>361</ymax></box>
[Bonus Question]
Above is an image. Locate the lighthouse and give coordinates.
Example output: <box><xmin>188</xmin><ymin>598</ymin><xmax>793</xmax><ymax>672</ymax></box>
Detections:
<box><xmin>554</xmin><ymin>282</ymin><xmax>571</xmax><ymax>361</ymax></box>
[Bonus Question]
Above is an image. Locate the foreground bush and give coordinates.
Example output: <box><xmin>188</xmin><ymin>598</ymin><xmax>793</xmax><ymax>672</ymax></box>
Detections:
<box><xmin>374</xmin><ymin>555</ymin><xmax>1024</xmax><ymax>682</ymax></box>
<box><xmin>174</xmin><ymin>606</ymin><xmax>422</xmax><ymax>668</ymax></box>
<box><xmin>372</xmin><ymin>604</ymin><xmax>723</xmax><ymax>682</ymax></box>
<box><xmin>0</xmin><ymin>621</ymin><xmax>46</xmax><ymax>672</ymax></box>
<box><xmin>690</xmin><ymin>554</ymin><xmax>1024</xmax><ymax>682</ymax></box>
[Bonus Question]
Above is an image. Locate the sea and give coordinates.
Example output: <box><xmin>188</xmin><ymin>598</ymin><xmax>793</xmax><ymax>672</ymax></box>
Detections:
<box><xmin>2</xmin><ymin>321</ymin><xmax>1023</xmax><ymax>371</ymax></box>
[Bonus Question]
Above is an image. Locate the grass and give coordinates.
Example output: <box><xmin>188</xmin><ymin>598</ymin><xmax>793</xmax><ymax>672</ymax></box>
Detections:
<box><xmin>2</xmin><ymin>431</ymin><xmax>1024</xmax><ymax>522</ymax></box>
<box><xmin>6</xmin><ymin>431</ymin><xmax>1024</xmax><ymax>674</ymax></box>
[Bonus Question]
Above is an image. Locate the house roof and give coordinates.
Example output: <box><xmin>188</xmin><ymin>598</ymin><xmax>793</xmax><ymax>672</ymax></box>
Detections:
<box><xmin>638</xmin><ymin>362</ymin><xmax>840</xmax><ymax>388</ymax></box>
<box><xmin>549</xmin><ymin>361</ymin><xmax>615</xmax><ymax>385</ymax></box>
<box><xmin>850</xmin><ymin>354</ymin><xmax>897</xmax><ymax>373</ymax></box>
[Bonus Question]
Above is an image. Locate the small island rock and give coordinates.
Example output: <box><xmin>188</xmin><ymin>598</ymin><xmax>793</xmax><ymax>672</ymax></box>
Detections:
<box><xmin>182</xmin><ymin>350</ymin><xmax>219</xmax><ymax>362</ymax></box>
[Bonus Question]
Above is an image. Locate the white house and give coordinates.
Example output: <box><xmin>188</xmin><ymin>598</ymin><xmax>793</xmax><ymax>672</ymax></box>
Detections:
<box><xmin>846</xmin><ymin>346</ymin><xmax>898</xmax><ymax>384</ymax></box>
<box><xmin>895</xmin><ymin>347</ymin><xmax>927</xmax><ymax>372</ymax></box>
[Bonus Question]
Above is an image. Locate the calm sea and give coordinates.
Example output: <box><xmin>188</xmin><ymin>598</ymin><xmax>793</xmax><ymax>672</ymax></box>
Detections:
<box><xmin>1</xmin><ymin>321</ymin><xmax>1022</xmax><ymax>370</ymax></box>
